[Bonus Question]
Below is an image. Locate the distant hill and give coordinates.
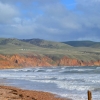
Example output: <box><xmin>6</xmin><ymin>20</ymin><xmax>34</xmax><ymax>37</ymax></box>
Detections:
<box><xmin>0</xmin><ymin>38</ymin><xmax>100</xmax><ymax>62</ymax></box>
<box><xmin>0</xmin><ymin>38</ymin><xmax>38</xmax><ymax>48</ymax></box>
<box><xmin>0</xmin><ymin>38</ymin><xmax>45</xmax><ymax>54</ymax></box>
<box><xmin>21</xmin><ymin>38</ymin><xmax>72</xmax><ymax>49</ymax></box>
<box><xmin>0</xmin><ymin>38</ymin><xmax>73</xmax><ymax>56</ymax></box>
<box><xmin>63</xmin><ymin>41</ymin><xmax>100</xmax><ymax>48</ymax></box>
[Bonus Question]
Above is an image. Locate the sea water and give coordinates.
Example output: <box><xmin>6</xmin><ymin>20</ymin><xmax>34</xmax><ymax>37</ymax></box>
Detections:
<box><xmin>0</xmin><ymin>66</ymin><xmax>100</xmax><ymax>100</ymax></box>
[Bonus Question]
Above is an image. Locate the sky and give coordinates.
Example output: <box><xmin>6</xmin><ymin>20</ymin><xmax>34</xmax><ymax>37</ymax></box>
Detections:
<box><xmin>0</xmin><ymin>0</ymin><xmax>100</xmax><ymax>41</ymax></box>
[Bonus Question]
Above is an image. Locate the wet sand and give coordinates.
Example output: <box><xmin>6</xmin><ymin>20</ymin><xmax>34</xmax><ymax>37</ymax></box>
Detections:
<box><xmin>0</xmin><ymin>85</ymin><xmax>71</xmax><ymax>100</ymax></box>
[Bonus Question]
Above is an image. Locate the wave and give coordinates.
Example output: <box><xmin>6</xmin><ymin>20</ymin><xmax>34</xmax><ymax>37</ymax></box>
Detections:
<box><xmin>0</xmin><ymin>66</ymin><xmax>100</xmax><ymax>100</ymax></box>
<box><xmin>91</xmin><ymin>87</ymin><xmax>100</xmax><ymax>92</ymax></box>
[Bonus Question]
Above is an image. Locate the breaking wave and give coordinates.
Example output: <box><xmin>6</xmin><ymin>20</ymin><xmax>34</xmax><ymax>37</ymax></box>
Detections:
<box><xmin>0</xmin><ymin>66</ymin><xmax>100</xmax><ymax>100</ymax></box>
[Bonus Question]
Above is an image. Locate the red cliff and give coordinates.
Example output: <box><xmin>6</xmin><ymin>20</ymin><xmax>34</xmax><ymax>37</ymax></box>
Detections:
<box><xmin>0</xmin><ymin>54</ymin><xmax>100</xmax><ymax>69</ymax></box>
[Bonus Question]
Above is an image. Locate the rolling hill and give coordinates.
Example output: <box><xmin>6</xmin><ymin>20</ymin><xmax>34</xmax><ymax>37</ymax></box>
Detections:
<box><xmin>0</xmin><ymin>38</ymin><xmax>100</xmax><ymax>60</ymax></box>
<box><xmin>21</xmin><ymin>38</ymin><xmax>72</xmax><ymax>49</ymax></box>
<box><xmin>63</xmin><ymin>41</ymin><xmax>100</xmax><ymax>48</ymax></box>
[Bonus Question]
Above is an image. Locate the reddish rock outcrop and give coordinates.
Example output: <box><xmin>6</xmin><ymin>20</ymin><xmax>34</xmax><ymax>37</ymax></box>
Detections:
<box><xmin>0</xmin><ymin>54</ymin><xmax>100</xmax><ymax>69</ymax></box>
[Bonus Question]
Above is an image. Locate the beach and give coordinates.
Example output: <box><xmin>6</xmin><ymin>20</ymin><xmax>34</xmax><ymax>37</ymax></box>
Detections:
<box><xmin>0</xmin><ymin>85</ymin><xmax>69</xmax><ymax>100</ymax></box>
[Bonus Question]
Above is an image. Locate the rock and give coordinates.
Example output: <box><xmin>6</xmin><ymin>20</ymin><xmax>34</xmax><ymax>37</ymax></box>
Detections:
<box><xmin>0</xmin><ymin>54</ymin><xmax>100</xmax><ymax>69</ymax></box>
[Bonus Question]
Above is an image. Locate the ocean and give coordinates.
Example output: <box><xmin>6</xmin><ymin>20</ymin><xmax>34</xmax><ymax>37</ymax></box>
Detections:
<box><xmin>0</xmin><ymin>66</ymin><xmax>100</xmax><ymax>100</ymax></box>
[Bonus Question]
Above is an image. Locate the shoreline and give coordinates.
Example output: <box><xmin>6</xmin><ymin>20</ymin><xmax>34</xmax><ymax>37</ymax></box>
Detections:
<box><xmin>0</xmin><ymin>85</ymin><xmax>71</xmax><ymax>100</ymax></box>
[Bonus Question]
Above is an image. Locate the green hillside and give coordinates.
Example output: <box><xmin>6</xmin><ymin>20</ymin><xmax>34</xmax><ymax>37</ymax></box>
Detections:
<box><xmin>63</xmin><ymin>41</ymin><xmax>100</xmax><ymax>48</ymax></box>
<box><xmin>0</xmin><ymin>38</ymin><xmax>100</xmax><ymax>61</ymax></box>
<box><xmin>21</xmin><ymin>39</ymin><xmax>72</xmax><ymax>49</ymax></box>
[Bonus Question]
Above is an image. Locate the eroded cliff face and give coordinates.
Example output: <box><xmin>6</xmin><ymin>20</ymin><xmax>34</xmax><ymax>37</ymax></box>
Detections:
<box><xmin>0</xmin><ymin>54</ymin><xmax>100</xmax><ymax>69</ymax></box>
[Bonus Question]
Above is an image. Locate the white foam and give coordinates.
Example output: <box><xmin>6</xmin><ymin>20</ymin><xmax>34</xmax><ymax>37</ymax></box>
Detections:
<box><xmin>0</xmin><ymin>66</ymin><xmax>100</xmax><ymax>100</ymax></box>
<box><xmin>58</xmin><ymin>93</ymin><xmax>86</xmax><ymax>100</ymax></box>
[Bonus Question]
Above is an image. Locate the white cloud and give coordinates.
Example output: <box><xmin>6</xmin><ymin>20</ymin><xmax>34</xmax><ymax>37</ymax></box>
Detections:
<box><xmin>0</xmin><ymin>2</ymin><xmax>19</xmax><ymax>24</ymax></box>
<box><xmin>0</xmin><ymin>0</ymin><xmax>100</xmax><ymax>41</ymax></box>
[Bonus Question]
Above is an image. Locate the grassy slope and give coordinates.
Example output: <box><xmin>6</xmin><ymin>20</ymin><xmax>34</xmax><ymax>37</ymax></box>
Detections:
<box><xmin>0</xmin><ymin>38</ymin><xmax>100</xmax><ymax>61</ymax></box>
<box><xmin>21</xmin><ymin>39</ymin><xmax>72</xmax><ymax>49</ymax></box>
<box><xmin>63</xmin><ymin>41</ymin><xmax>100</xmax><ymax>48</ymax></box>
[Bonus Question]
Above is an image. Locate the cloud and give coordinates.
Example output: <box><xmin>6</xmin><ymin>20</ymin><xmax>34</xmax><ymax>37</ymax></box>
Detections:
<box><xmin>0</xmin><ymin>2</ymin><xmax>19</xmax><ymax>24</ymax></box>
<box><xmin>0</xmin><ymin>0</ymin><xmax>100</xmax><ymax>41</ymax></box>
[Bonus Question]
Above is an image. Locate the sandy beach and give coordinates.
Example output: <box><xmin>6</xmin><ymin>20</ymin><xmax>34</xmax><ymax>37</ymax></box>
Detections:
<box><xmin>0</xmin><ymin>85</ymin><xmax>70</xmax><ymax>100</ymax></box>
